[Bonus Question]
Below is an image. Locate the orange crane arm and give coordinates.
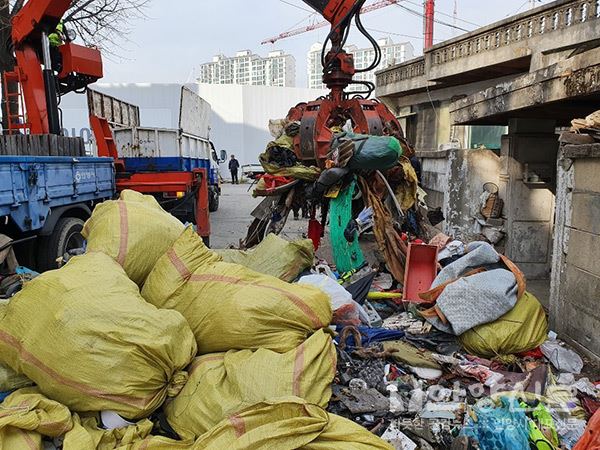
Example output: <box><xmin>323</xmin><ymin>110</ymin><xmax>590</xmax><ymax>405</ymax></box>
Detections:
<box><xmin>11</xmin><ymin>0</ymin><xmax>71</xmax><ymax>44</ymax></box>
<box><xmin>6</xmin><ymin>0</ymin><xmax>103</xmax><ymax>135</ymax></box>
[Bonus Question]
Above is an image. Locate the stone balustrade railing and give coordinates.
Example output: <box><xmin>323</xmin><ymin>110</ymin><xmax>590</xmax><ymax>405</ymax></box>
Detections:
<box><xmin>376</xmin><ymin>57</ymin><xmax>425</xmax><ymax>88</ymax></box>
<box><xmin>377</xmin><ymin>0</ymin><xmax>600</xmax><ymax>87</ymax></box>
<box><xmin>431</xmin><ymin>0</ymin><xmax>599</xmax><ymax>66</ymax></box>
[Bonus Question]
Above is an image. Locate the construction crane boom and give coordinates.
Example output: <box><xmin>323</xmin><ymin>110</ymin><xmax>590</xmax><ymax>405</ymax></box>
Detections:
<box><xmin>262</xmin><ymin>0</ymin><xmax>400</xmax><ymax>45</ymax></box>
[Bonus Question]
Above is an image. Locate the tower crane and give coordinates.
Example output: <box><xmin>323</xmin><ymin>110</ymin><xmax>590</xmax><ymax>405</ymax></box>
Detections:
<box><xmin>262</xmin><ymin>0</ymin><xmax>401</xmax><ymax>45</ymax></box>
<box><xmin>263</xmin><ymin>0</ymin><xmax>436</xmax><ymax>50</ymax></box>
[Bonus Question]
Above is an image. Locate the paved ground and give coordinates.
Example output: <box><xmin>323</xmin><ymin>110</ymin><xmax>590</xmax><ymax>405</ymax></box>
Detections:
<box><xmin>210</xmin><ymin>183</ymin><xmax>259</xmax><ymax>249</ymax></box>
<box><xmin>210</xmin><ymin>182</ymin><xmax>312</xmax><ymax>250</ymax></box>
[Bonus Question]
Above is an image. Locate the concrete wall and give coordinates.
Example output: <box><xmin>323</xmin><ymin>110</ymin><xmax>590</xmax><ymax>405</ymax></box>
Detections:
<box><xmin>380</xmin><ymin>85</ymin><xmax>503</xmax><ymax>155</ymax></box>
<box><xmin>499</xmin><ymin>121</ymin><xmax>558</xmax><ymax>280</ymax></box>
<box><xmin>413</xmin><ymin>103</ymin><xmax>442</xmax><ymax>152</ymax></box>
<box><xmin>551</xmin><ymin>144</ymin><xmax>600</xmax><ymax>361</ymax></box>
<box><xmin>195</xmin><ymin>83</ymin><xmax>328</xmax><ymax>171</ymax></box>
<box><xmin>418</xmin><ymin>150</ymin><xmax>449</xmax><ymax>211</ymax></box>
<box><xmin>418</xmin><ymin>149</ymin><xmax>502</xmax><ymax>240</ymax></box>
<box><xmin>445</xmin><ymin>149</ymin><xmax>502</xmax><ymax>242</ymax></box>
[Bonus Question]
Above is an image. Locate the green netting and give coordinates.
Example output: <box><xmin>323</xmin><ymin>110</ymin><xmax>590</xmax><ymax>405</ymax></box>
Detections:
<box><xmin>329</xmin><ymin>180</ymin><xmax>365</xmax><ymax>273</ymax></box>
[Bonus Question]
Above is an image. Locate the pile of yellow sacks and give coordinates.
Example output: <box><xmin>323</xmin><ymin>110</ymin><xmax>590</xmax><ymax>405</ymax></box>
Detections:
<box><xmin>0</xmin><ymin>190</ymin><xmax>393</xmax><ymax>450</ymax></box>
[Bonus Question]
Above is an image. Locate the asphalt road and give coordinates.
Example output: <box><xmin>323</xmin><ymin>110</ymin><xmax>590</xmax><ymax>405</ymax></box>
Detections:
<box><xmin>210</xmin><ymin>182</ymin><xmax>311</xmax><ymax>250</ymax></box>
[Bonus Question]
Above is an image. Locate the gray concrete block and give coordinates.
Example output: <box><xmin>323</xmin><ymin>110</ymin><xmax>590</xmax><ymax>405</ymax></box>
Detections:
<box><xmin>574</xmin><ymin>159</ymin><xmax>600</xmax><ymax>192</ymax></box>
<box><xmin>564</xmin><ymin>265</ymin><xmax>600</xmax><ymax>320</ymax></box>
<box><xmin>422</xmin><ymin>171</ymin><xmax>448</xmax><ymax>193</ymax></box>
<box><xmin>564</xmin><ymin>144</ymin><xmax>600</xmax><ymax>160</ymax></box>
<box><xmin>559</xmin><ymin>133</ymin><xmax>596</xmax><ymax>145</ymax></box>
<box><xmin>486</xmin><ymin>218</ymin><xmax>505</xmax><ymax>227</ymax></box>
<box><xmin>564</xmin><ymin>300</ymin><xmax>600</xmax><ymax>359</ymax></box>
<box><xmin>572</xmin><ymin>192</ymin><xmax>600</xmax><ymax>235</ymax></box>
<box><xmin>567</xmin><ymin>229</ymin><xmax>600</xmax><ymax>277</ymax></box>
<box><xmin>512</xmin><ymin>181</ymin><xmax>555</xmax><ymax>222</ymax></box>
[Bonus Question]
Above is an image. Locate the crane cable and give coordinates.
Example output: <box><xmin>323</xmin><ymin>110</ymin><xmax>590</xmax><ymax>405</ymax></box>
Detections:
<box><xmin>394</xmin><ymin>3</ymin><xmax>470</xmax><ymax>32</ymax></box>
<box><xmin>320</xmin><ymin>0</ymin><xmax>366</xmax><ymax>70</ymax></box>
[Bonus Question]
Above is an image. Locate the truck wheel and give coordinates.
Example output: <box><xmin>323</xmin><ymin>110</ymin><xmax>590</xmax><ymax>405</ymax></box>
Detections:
<box><xmin>38</xmin><ymin>217</ymin><xmax>86</xmax><ymax>272</ymax></box>
<box><xmin>208</xmin><ymin>188</ymin><xmax>219</xmax><ymax>212</ymax></box>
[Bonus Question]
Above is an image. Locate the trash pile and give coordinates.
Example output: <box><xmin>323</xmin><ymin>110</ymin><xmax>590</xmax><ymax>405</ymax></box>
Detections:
<box><xmin>238</xmin><ymin>108</ymin><xmax>600</xmax><ymax>450</ymax></box>
<box><xmin>0</xmin><ymin>190</ymin><xmax>393</xmax><ymax>449</ymax></box>
<box><xmin>0</xmin><ymin>235</ymin><xmax>39</xmax><ymax>299</ymax></box>
<box><xmin>243</xmin><ymin>117</ymin><xmax>424</xmax><ymax>267</ymax></box>
<box><xmin>310</xmin><ymin>237</ymin><xmax>600</xmax><ymax>450</ymax></box>
<box><xmin>1</xmin><ymin>192</ymin><xmax>600</xmax><ymax>449</ymax></box>
<box><xmin>571</xmin><ymin>109</ymin><xmax>600</xmax><ymax>141</ymax></box>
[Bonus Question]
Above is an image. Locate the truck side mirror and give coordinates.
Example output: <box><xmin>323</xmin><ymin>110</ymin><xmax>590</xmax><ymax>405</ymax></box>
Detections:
<box><xmin>219</xmin><ymin>150</ymin><xmax>227</xmax><ymax>163</ymax></box>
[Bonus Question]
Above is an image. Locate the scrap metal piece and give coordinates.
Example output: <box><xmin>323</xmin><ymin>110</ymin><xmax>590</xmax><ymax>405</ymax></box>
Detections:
<box><xmin>420</xmin><ymin>402</ymin><xmax>466</xmax><ymax>421</ymax></box>
<box><xmin>381</xmin><ymin>421</ymin><xmax>417</xmax><ymax>450</ymax></box>
<box><xmin>339</xmin><ymin>387</ymin><xmax>390</xmax><ymax>415</ymax></box>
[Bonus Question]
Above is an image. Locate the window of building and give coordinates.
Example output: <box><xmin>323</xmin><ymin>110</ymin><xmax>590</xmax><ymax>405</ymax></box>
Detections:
<box><xmin>469</xmin><ymin>126</ymin><xmax>508</xmax><ymax>151</ymax></box>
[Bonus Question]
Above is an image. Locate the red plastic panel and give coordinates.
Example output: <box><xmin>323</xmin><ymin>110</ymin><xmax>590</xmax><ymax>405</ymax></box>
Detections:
<box><xmin>403</xmin><ymin>244</ymin><xmax>439</xmax><ymax>303</ymax></box>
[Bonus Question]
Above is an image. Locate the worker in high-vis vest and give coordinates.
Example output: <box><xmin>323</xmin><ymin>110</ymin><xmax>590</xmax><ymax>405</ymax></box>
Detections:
<box><xmin>48</xmin><ymin>21</ymin><xmax>65</xmax><ymax>73</ymax></box>
<box><xmin>48</xmin><ymin>21</ymin><xmax>65</xmax><ymax>47</ymax></box>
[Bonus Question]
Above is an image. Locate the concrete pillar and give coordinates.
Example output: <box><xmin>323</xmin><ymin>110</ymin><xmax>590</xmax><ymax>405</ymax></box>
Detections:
<box><xmin>414</xmin><ymin>103</ymin><xmax>440</xmax><ymax>152</ymax></box>
<box><xmin>499</xmin><ymin>119</ymin><xmax>558</xmax><ymax>280</ymax></box>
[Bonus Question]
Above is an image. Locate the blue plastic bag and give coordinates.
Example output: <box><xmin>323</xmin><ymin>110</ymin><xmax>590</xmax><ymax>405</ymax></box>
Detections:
<box><xmin>335</xmin><ymin>326</ymin><xmax>405</xmax><ymax>348</ymax></box>
<box><xmin>0</xmin><ymin>390</ymin><xmax>12</xmax><ymax>402</ymax></box>
<box><xmin>462</xmin><ymin>396</ymin><xmax>530</xmax><ymax>450</ymax></box>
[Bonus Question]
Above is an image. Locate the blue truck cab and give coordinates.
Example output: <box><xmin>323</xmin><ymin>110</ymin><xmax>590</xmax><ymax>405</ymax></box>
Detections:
<box><xmin>0</xmin><ymin>154</ymin><xmax>115</xmax><ymax>271</ymax></box>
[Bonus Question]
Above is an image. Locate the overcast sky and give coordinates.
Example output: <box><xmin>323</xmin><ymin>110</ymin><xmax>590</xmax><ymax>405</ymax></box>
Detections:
<box><xmin>102</xmin><ymin>0</ymin><xmax>550</xmax><ymax>87</ymax></box>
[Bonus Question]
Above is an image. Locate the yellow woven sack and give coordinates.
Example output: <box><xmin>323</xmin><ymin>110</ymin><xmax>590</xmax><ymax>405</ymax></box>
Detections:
<box><xmin>82</xmin><ymin>190</ymin><xmax>184</xmax><ymax>286</ymax></box>
<box><xmin>258</xmin><ymin>152</ymin><xmax>321</xmax><ymax>182</ymax></box>
<box><xmin>0</xmin><ymin>300</ymin><xmax>33</xmax><ymax>392</ymax></box>
<box><xmin>216</xmin><ymin>234</ymin><xmax>314</xmax><ymax>282</ymax></box>
<box><xmin>63</xmin><ymin>415</ymin><xmax>194</xmax><ymax>450</ymax></box>
<box><xmin>166</xmin><ymin>330</ymin><xmax>336</xmax><ymax>439</ymax></box>
<box><xmin>459</xmin><ymin>291</ymin><xmax>548</xmax><ymax>358</ymax></box>
<box><xmin>0</xmin><ymin>253</ymin><xmax>197</xmax><ymax>419</ymax></box>
<box><xmin>0</xmin><ymin>387</ymin><xmax>73</xmax><ymax>450</ymax></box>
<box><xmin>194</xmin><ymin>397</ymin><xmax>393</xmax><ymax>450</ymax></box>
<box><xmin>303</xmin><ymin>413</ymin><xmax>395</xmax><ymax>450</ymax></box>
<box><xmin>142</xmin><ymin>227</ymin><xmax>332</xmax><ymax>354</ymax></box>
<box><xmin>0</xmin><ymin>362</ymin><xmax>33</xmax><ymax>392</ymax></box>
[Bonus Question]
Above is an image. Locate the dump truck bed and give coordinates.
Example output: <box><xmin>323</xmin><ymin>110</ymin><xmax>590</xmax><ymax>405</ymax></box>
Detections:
<box><xmin>0</xmin><ymin>156</ymin><xmax>115</xmax><ymax>233</ymax></box>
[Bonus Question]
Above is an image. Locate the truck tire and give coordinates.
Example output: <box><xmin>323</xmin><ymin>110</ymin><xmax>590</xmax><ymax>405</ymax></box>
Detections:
<box><xmin>37</xmin><ymin>217</ymin><xmax>86</xmax><ymax>272</ymax></box>
<box><xmin>208</xmin><ymin>187</ymin><xmax>219</xmax><ymax>212</ymax></box>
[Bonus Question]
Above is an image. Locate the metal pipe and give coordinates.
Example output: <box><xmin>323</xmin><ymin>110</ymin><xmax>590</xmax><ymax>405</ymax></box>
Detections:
<box><xmin>41</xmin><ymin>32</ymin><xmax>61</xmax><ymax>135</ymax></box>
<box><xmin>41</xmin><ymin>32</ymin><xmax>52</xmax><ymax>70</ymax></box>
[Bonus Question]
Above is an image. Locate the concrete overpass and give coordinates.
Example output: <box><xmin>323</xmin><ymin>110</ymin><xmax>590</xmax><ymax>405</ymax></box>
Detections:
<box><xmin>375</xmin><ymin>0</ymin><xmax>600</xmax><ymax>151</ymax></box>
<box><xmin>375</xmin><ymin>0</ymin><xmax>600</xmax><ymax>361</ymax></box>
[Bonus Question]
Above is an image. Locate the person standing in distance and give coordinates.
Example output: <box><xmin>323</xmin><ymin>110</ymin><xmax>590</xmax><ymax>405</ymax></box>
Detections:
<box><xmin>229</xmin><ymin>155</ymin><xmax>240</xmax><ymax>184</ymax></box>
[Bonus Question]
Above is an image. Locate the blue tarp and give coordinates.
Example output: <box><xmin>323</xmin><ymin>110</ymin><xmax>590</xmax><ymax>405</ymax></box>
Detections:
<box><xmin>462</xmin><ymin>396</ymin><xmax>530</xmax><ymax>450</ymax></box>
